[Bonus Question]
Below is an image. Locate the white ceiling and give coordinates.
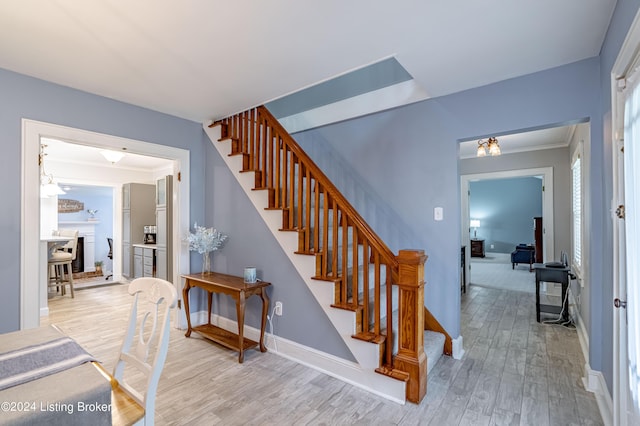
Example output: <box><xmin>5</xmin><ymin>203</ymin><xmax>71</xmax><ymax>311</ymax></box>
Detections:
<box><xmin>0</xmin><ymin>1</ymin><xmax>616</xmax><ymax>124</ymax></box>
<box><xmin>458</xmin><ymin>125</ymin><xmax>577</xmax><ymax>159</ymax></box>
<box><xmin>42</xmin><ymin>137</ymin><xmax>173</xmax><ymax>171</ymax></box>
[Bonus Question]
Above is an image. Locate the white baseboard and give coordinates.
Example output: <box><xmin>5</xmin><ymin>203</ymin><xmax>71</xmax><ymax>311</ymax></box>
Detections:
<box><xmin>190</xmin><ymin>310</ymin><xmax>407</xmax><ymax>404</ymax></box>
<box><xmin>452</xmin><ymin>335</ymin><xmax>464</xmax><ymax>360</ymax></box>
<box><xmin>583</xmin><ymin>363</ymin><xmax>613</xmax><ymax>426</ymax></box>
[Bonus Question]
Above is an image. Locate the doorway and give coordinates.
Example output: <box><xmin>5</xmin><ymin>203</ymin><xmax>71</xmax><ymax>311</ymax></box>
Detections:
<box><xmin>460</xmin><ymin>167</ymin><xmax>554</xmax><ymax>291</ymax></box>
<box><xmin>21</xmin><ymin>119</ymin><xmax>191</xmax><ymax>330</ymax></box>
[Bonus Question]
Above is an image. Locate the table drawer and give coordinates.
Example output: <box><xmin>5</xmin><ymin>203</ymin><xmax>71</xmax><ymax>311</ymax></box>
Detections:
<box><xmin>143</xmin><ymin>265</ymin><xmax>154</xmax><ymax>276</ymax></box>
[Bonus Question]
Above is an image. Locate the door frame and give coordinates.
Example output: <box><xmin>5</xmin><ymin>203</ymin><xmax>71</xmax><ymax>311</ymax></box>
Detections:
<box><xmin>21</xmin><ymin>119</ymin><xmax>191</xmax><ymax>330</ymax></box>
<box><xmin>611</xmin><ymin>8</ymin><xmax>640</xmax><ymax>425</ymax></box>
<box><xmin>460</xmin><ymin>166</ymin><xmax>554</xmax><ymax>289</ymax></box>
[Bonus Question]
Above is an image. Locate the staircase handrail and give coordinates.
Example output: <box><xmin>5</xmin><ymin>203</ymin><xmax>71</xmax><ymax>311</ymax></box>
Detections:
<box><xmin>256</xmin><ymin>106</ymin><xmax>398</xmax><ymax>269</ymax></box>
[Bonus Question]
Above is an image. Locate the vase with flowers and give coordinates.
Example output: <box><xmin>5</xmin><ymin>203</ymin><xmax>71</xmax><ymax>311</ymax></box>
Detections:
<box><xmin>185</xmin><ymin>223</ymin><xmax>228</xmax><ymax>274</ymax></box>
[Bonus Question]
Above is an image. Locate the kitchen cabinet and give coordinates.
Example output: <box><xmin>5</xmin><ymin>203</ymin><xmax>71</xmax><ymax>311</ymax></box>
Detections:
<box><xmin>133</xmin><ymin>246</ymin><xmax>143</xmax><ymax>278</ymax></box>
<box><xmin>133</xmin><ymin>245</ymin><xmax>156</xmax><ymax>278</ymax></box>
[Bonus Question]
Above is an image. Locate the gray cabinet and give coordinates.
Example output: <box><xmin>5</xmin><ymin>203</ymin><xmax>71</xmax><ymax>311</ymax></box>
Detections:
<box><xmin>155</xmin><ymin>176</ymin><xmax>173</xmax><ymax>281</ymax></box>
<box><xmin>133</xmin><ymin>245</ymin><xmax>156</xmax><ymax>278</ymax></box>
<box><xmin>133</xmin><ymin>246</ymin><xmax>143</xmax><ymax>278</ymax></box>
<box><xmin>122</xmin><ymin>183</ymin><xmax>155</xmax><ymax>278</ymax></box>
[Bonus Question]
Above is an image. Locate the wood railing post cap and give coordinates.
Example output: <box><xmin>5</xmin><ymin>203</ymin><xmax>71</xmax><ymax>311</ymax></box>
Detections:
<box><xmin>398</xmin><ymin>249</ymin><xmax>427</xmax><ymax>264</ymax></box>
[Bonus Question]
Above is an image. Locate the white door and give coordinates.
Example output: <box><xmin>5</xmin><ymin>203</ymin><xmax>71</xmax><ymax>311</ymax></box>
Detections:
<box><xmin>613</xmin><ymin>135</ymin><xmax>637</xmax><ymax>425</ymax></box>
<box><xmin>613</xmin><ymin>70</ymin><xmax>640</xmax><ymax>426</ymax></box>
<box><xmin>612</xmin><ymin>10</ymin><xmax>640</xmax><ymax>424</ymax></box>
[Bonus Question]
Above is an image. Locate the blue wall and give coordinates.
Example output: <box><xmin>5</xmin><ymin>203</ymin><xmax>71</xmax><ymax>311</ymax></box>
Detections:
<box><xmin>469</xmin><ymin>177</ymin><xmax>542</xmax><ymax>253</ymax></box>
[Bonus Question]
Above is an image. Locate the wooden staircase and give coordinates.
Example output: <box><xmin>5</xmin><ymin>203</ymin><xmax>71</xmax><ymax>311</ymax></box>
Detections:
<box><xmin>204</xmin><ymin>106</ymin><xmax>451</xmax><ymax>403</ymax></box>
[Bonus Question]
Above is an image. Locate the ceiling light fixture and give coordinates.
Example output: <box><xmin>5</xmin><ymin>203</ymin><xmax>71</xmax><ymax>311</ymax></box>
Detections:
<box><xmin>100</xmin><ymin>149</ymin><xmax>125</xmax><ymax>164</ymax></box>
<box><xmin>476</xmin><ymin>137</ymin><xmax>501</xmax><ymax>157</ymax></box>
<box><xmin>39</xmin><ymin>144</ymin><xmax>66</xmax><ymax>197</ymax></box>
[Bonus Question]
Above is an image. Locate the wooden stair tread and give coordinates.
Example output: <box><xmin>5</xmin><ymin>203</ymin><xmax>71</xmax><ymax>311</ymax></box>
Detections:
<box><xmin>311</xmin><ymin>275</ymin><xmax>341</xmax><ymax>283</ymax></box>
<box><xmin>330</xmin><ymin>302</ymin><xmax>361</xmax><ymax>312</ymax></box>
<box><xmin>351</xmin><ymin>331</ymin><xmax>385</xmax><ymax>344</ymax></box>
<box><xmin>294</xmin><ymin>249</ymin><xmax>317</xmax><ymax>256</ymax></box>
<box><xmin>375</xmin><ymin>365</ymin><xmax>410</xmax><ymax>382</ymax></box>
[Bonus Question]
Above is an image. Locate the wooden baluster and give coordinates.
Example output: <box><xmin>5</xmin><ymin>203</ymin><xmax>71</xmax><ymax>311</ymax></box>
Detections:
<box><xmin>253</xmin><ymin>108</ymin><xmax>259</xmax><ymax>169</ymax></box>
<box><xmin>340</xmin><ymin>213</ymin><xmax>348</xmax><ymax>303</ymax></box>
<box><xmin>275</xmin><ymin>135</ymin><xmax>282</xmax><ymax>209</ymax></box>
<box><xmin>393</xmin><ymin>249</ymin><xmax>427</xmax><ymax>404</ymax></box>
<box><xmin>297</xmin><ymin>161</ymin><xmax>303</xmax><ymax>230</ymax></box>
<box><xmin>248</xmin><ymin>108</ymin><xmax>254</xmax><ymax>169</ymax></box>
<box><xmin>385</xmin><ymin>264</ymin><xmax>393</xmax><ymax>366</ymax></box>
<box><xmin>373</xmin><ymin>252</ymin><xmax>381</xmax><ymax>335</ymax></box>
<box><xmin>242</xmin><ymin>111</ymin><xmax>248</xmax><ymax>155</ymax></box>
<box><xmin>269</xmin><ymin>128</ymin><xmax>276</xmax><ymax>199</ymax></box>
<box><xmin>304</xmin><ymin>169</ymin><xmax>311</xmax><ymax>251</ymax></box>
<box><xmin>313</xmin><ymin>181</ymin><xmax>320</xmax><ymax>253</ymax></box>
<box><xmin>351</xmin><ymin>225</ymin><xmax>359</xmax><ymax>309</ymax></box>
<box><xmin>288</xmin><ymin>152</ymin><xmax>296</xmax><ymax>229</ymax></box>
<box><xmin>253</xmin><ymin>108</ymin><xmax>259</xmax><ymax>171</ymax></box>
<box><xmin>280</xmin><ymin>142</ymin><xmax>285</xmax><ymax>210</ymax></box>
<box><xmin>362</xmin><ymin>239</ymin><xmax>369</xmax><ymax>332</ymax></box>
<box><xmin>261</xmin><ymin>115</ymin><xmax>267</xmax><ymax>188</ymax></box>
<box><xmin>332</xmin><ymin>204</ymin><xmax>339</xmax><ymax>278</ymax></box>
<box><xmin>322</xmin><ymin>192</ymin><xmax>330</xmax><ymax>276</ymax></box>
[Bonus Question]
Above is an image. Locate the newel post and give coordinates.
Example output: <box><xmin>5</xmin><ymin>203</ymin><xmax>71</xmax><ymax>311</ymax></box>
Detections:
<box><xmin>393</xmin><ymin>249</ymin><xmax>428</xmax><ymax>403</ymax></box>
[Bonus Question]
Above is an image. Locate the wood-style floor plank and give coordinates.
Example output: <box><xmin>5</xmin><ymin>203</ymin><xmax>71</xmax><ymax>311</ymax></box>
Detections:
<box><xmin>39</xmin><ymin>282</ymin><xmax>604</xmax><ymax>425</ymax></box>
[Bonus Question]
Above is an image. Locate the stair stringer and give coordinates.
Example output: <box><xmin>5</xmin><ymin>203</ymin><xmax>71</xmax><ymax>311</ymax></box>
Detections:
<box><xmin>204</xmin><ymin>124</ymin><xmax>406</xmax><ymax>403</ymax></box>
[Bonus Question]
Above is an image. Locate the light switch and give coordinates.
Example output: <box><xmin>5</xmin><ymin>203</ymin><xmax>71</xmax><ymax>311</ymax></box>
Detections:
<box><xmin>434</xmin><ymin>207</ymin><xmax>444</xmax><ymax>221</ymax></box>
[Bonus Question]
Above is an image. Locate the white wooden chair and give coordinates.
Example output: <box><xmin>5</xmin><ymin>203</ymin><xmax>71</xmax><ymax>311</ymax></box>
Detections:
<box><xmin>95</xmin><ymin>277</ymin><xmax>177</xmax><ymax>425</ymax></box>
<box><xmin>47</xmin><ymin>229</ymin><xmax>78</xmax><ymax>298</ymax></box>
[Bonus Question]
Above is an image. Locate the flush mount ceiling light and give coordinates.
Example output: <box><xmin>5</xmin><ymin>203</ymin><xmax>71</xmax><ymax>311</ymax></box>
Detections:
<box><xmin>39</xmin><ymin>144</ymin><xmax>65</xmax><ymax>198</ymax></box>
<box><xmin>100</xmin><ymin>149</ymin><xmax>125</xmax><ymax>164</ymax></box>
<box><xmin>476</xmin><ymin>137</ymin><xmax>501</xmax><ymax>157</ymax></box>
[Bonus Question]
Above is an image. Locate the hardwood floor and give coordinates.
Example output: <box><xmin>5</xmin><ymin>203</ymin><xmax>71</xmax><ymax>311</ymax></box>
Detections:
<box><xmin>41</xmin><ymin>282</ymin><xmax>603</xmax><ymax>425</ymax></box>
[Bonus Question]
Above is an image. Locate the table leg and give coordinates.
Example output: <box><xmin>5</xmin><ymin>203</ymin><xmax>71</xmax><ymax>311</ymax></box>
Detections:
<box><xmin>535</xmin><ymin>277</ymin><xmax>541</xmax><ymax>323</ymax></box>
<box><xmin>259</xmin><ymin>287</ymin><xmax>269</xmax><ymax>352</ymax></box>
<box><xmin>562</xmin><ymin>281</ymin><xmax>569</xmax><ymax>322</ymax></box>
<box><xmin>236</xmin><ymin>291</ymin><xmax>246</xmax><ymax>363</ymax></box>
<box><xmin>183</xmin><ymin>281</ymin><xmax>193</xmax><ymax>337</ymax></box>
<box><xmin>207</xmin><ymin>291</ymin><xmax>213</xmax><ymax>325</ymax></box>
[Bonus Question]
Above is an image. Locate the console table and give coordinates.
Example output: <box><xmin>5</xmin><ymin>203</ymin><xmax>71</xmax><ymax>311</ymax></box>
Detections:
<box><xmin>182</xmin><ymin>272</ymin><xmax>271</xmax><ymax>363</ymax></box>
<box><xmin>533</xmin><ymin>263</ymin><xmax>570</xmax><ymax>323</ymax></box>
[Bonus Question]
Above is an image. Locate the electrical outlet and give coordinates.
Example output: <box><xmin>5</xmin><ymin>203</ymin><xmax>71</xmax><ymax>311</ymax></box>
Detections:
<box><xmin>275</xmin><ymin>301</ymin><xmax>283</xmax><ymax>316</ymax></box>
<box><xmin>490</xmin><ymin>244</ymin><xmax>494</xmax><ymax>249</ymax></box>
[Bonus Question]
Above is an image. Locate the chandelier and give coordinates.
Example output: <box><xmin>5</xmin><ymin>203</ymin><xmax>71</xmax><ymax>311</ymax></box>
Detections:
<box><xmin>39</xmin><ymin>144</ymin><xmax>65</xmax><ymax>197</ymax></box>
<box><xmin>476</xmin><ymin>137</ymin><xmax>501</xmax><ymax>157</ymax></box>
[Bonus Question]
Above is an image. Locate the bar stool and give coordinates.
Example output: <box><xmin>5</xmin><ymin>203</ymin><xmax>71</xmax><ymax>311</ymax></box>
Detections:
<box><xmin>48</xmin><ymin>230</ymin><xmax>78</xmax><ymax>298</ymax></box>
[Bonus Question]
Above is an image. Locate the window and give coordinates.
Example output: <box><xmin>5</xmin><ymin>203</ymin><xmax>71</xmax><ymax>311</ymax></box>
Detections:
<box><xmin>571</xmin><ymin>148</ymin><xmax>582</xmax><ymax>273</ymax></box>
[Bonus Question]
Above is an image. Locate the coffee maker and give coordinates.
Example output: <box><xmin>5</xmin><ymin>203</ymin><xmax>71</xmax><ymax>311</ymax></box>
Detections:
<box><xmin>143</xmin><ymin>225</ymin><xmax>157</xmax><ymax>244</ymax></box>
